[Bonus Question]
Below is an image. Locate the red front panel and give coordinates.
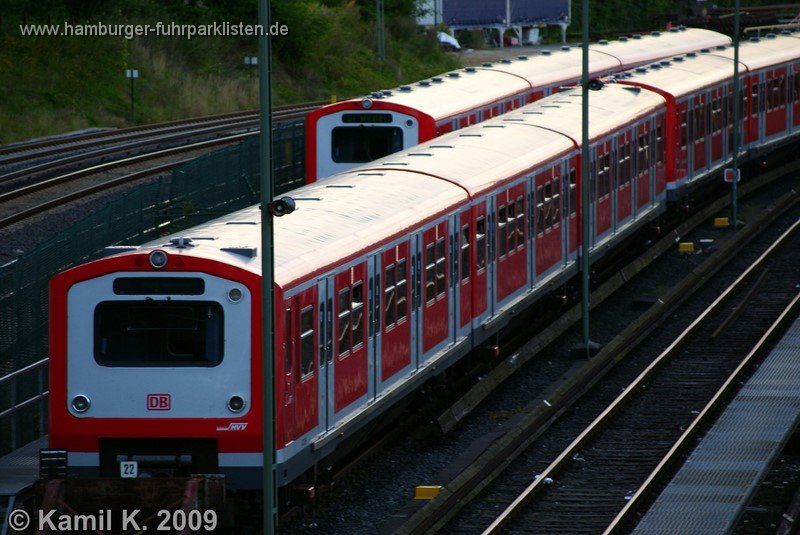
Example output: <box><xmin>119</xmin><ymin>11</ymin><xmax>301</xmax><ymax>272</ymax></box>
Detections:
<box><xmin>595</xmin><ymin>142</ymin><xmax>613</xmax><ymax>238</ymax></box>
<box><xmin>49</xmin><ymin>255</ymin><xmax>266</xmax><ymax>455</ymax></box>
<box><xmin>334</xmin><ymin>265</ymin><xmax>368</xmax><ymax>412</ymax></box>
<box><xmin>765</xmin><ymin>67</ymin><xmax>788</xmax><ymax>138</ymax></box>
<box><xmin>472</xmin><ymin>203</ymin><xmax>488</xmax><ymax>318</ymax></box>
<box><xmin>381</xmin><ymin>243</ymin><xmax>411</xmax><ymax>381</ymax></box>
<box><xmin>495</xmin><ymin>183</ymin><xmax>528</xmax><ymax>302</ymax></box>
<box><xmin>458</xmin><ymin>210</ymin><xmax>473</xmax><ymax>327</ymax></box>
<box><xmin>692</xmin><ymin>93</ymin><xmax>707</xmax><ymax>173</ymax></box>
<box><xmin>422</xmin><ymin>222</ymin><xmax>449</xmax><ymax>353</ymax></box>
<box><xmin>535</xmin><ymin>165</ymin><xmax>563</xmax><ymax>276</ymax></box>
<box><xmin>288</xmin><ymin>287</ymin><xmax>319</xmax><ymax>441</ymax></box>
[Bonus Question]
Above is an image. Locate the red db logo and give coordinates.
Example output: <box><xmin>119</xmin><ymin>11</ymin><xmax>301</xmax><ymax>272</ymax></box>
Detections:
<box><xmin>147</xmin><ymin>394</ymin><xmax>171</xmax><ymax>411</ymax></box>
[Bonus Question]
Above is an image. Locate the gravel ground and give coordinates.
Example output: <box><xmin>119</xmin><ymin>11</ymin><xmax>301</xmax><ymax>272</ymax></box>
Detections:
<box><xmin>292</xmin><ymin>180</ymin><xmax>798</xmax><ymax>534</ymax></box>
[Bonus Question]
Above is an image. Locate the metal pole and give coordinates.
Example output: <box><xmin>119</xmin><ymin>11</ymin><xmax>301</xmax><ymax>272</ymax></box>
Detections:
<box><xmin>130</xmin><ymin>76</ymin><xmax>135</xmax><ymax>122</ymax></box>
<box><xmin>376</xmin><ymin>0</ymin><xmax>386</xmax><ymax>61</ymax></box>
<box><xmin>732</xmin><ymin>0</ymin><xmax>740</xmax><ymax>228</ymax></box>
<box><xmin>258</xmin><ymin>0</ymin><xmax>277</xmax><ymax>533</ymax></box>
<box><xmin>580</xmin><ymin>0</ymin><xmax>591</xmax><ymax>356</ymax></box>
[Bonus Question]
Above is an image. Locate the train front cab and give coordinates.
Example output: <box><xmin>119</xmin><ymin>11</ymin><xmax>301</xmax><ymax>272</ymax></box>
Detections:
<box><xmin>49</xmin><ymin>251</ymin><xmax>265</xmax><ymax>489</ymax></box>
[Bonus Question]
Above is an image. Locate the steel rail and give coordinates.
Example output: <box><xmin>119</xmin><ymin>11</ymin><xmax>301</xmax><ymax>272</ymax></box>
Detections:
<box><xmin>0</xmin><ymin>100</ymin><xmax>324</xmax><ymax>157</ymax></box>
<box><xmin>0</xmin><ymin>120</ymin><xmax>259</xmax><ymax>184</ymax></box>
<box><xmin>0</xmin><ymin>158</ymin><xmax>195</xmax><ymax>229</ymax></box>
<box><xmin>0</xmin><ymin>132</ymin><xmax>253</xmax><ymax>206</ymax></box>
<box><xmin>393</xmin><ymin>176</ymin><xmax>799</xmax><ymax>535</ymax></box>
<box><xmin>482</xmin><ymin>216</ymin><xmax>800</xmax><ymax>534</ymax></box>
<box><xmin>604</xmin><ymin>289</ymin><xmax>800</xmax><ymax>534</ymax></box>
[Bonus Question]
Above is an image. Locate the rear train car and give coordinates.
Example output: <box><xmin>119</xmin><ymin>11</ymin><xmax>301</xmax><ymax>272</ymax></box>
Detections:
<box><xmin>306</xmin><ymin>27</ymin><xmax>730</xmax><ymax>181</ymax></box>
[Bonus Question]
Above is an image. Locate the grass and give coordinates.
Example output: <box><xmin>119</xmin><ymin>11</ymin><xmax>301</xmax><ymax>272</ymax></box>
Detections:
<box><xmin>0</xmin><ymin>8</ymin><xmax>459</xmax><ymax>144</ymax></box>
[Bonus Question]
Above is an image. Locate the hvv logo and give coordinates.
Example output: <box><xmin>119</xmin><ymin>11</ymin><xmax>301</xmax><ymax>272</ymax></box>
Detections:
<box><xmin>216</xmin><ymin>423</ymin><xmax>248</xmax><ymax>431</ymax></box>
<box><xmin>146</xmin><ymin>394</ymin><xmax>171</xmax><ymax>411</ymax></box>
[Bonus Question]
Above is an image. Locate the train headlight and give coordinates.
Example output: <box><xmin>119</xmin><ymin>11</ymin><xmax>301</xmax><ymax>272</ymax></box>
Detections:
<box><xmin>71</xmin><ymin>395</ymin><xmax>91</xmax><ymax>413</ymax></box>
<box><xmin>227</xmin><ymin>287</ymin><xmax>243</xmax><ymax>303</ymax></box>
<box><xmin>149</xmin><ymin>250</ymin><xmax>168</xmax><ymax>269</ymax></box>
<box><xmin>227</xmin><ymin>396</ymin><xmax>245</xmax><ymax>413</ymax></box>
<box><xmin>361</xmin><ymin>97</ymin><xmax>373</xmax><ymax>109</ymax></box>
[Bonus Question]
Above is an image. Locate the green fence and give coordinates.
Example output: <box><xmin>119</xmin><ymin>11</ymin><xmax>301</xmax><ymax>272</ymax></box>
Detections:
<box><xmin>0</xmin><ymin>118</ymin><xmax>305</xmax><ymax>456</ymax></box>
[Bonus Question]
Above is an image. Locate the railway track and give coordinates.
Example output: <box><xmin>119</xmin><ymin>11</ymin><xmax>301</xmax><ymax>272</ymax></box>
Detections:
<box><xmin>0</xmin><ymin>101</ymin><xmax>322</xmax><ymax>230</ymax></box>
<box><xmin>390</xmin><ymin>193</ymin><xmax>800</xmax><ymax>534</ymax></box>
<box><xmin>0</xmin><ymin>101</ymin><xmax>319</xmax><ymax>164</ymax></box>
<box><xmin>480</xmin><ymin>221</ymin><xmax>800</xmax><ymax>534</ymax></box>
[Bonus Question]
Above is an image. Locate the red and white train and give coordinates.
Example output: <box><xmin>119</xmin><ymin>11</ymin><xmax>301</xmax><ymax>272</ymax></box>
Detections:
<box><xmin>50</xmin><ymin>31</ymin><xmax>800</xmax><ymax>489</ymax></box>
<box><xmin>305</xmin><ymin>27</ymin><xmax>730</xmax><ymax>181</ymax></box>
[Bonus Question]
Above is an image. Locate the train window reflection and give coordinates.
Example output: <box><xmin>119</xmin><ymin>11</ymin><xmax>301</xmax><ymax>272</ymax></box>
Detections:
<box><xmin>332</xmin><ymin>127</ymin><xmax>403</xmax><ymax>163</ymax></box>
<box><xmin>94</xmin><ymin>301</ymin><xmax>223</xmax><ymax>366</ymax></box>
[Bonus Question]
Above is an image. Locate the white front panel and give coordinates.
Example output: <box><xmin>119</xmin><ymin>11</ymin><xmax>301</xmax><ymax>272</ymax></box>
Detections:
<box><xmin>316</xmin><ymin>110</ymin><xmax>420</xmax><ymax>179</ymax></box>
<box><xmin>67</xmin><ymin>272</ymin><xmax>251</xmax><ymax>419</ymax></box>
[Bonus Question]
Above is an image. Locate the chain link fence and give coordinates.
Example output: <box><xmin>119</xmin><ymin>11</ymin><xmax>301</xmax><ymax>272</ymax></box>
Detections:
<box><xmin>0</xmin><ymin>118</ymin><xmax>305</xmax><ymax>456</ymax></box>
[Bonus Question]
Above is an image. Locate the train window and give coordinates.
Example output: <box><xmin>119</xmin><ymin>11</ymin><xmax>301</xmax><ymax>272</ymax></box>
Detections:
<box><xmin>752</xmin><ymin>83</ymin><xmax>759</xmax><ymax>115</ymax></box>
<box><xmin>680</xmin><ymin>110</ymin><xmax>688</xmax><ymax>148</ymax></box>
<box><xmin>331</xmin><ymin>126</ymin><xmax>403</xmax><ymax>163</ymax></box>
<box><xmin>619</xmin><ymin>142</ymin><xmax>630</xmax><ymax>185</ymax></box>
<box><xmin>460</xmin><ymin>226</ymin><xmax>470</xmax><ymax>282</ymax></box>
<box><xmin>506</xmin><ymin>203</ymin><xmax>516</xmax><ymax>252</ymax></box>
<box><xmin>385</xmin><ymin>264</ymin><xmax>396</xmax><ymax>328</ymax></box>
<box><xmin>435</xmin><ymin>238</ymin><xmax>446</xmax><ymax>297</ymax></box>
<box><xmin>638</xmin><ymin>136</ymin><xmax>648</xmax><ymax>176</ymax></box>
<box><xmin>515</xmin><ymin>197</ymin><xmax>524</xmax><ymax>246</ymax></box>
<box><xmin>285</xmin><ymin>308</ymin><xmax>292</xmax><ymax>373</ymax></box>
<box><xmin>94</xmin><ymin>301</ymin><xmax>223</xmax><ymax>367</ymax></box>
<box><xmin>656</xmin><ymin>122</ymin><xmax>663</xmax><ymax>164</ymax></box>
<box><xmin>425</xmin><ymin>243</ymin><xmax>436</xmax><ymax>303</ymax></box>
<box><xmin>498</xmin><ymin>206</ymin><xmax>507</xmax><ymax>257</ymax></box>
<box><xmin>569</xmin><ymin>169</ymin><xmax>577</xmax><ymax>216</ymax></box>
<box><xmin>476</xmin><ymin>218</ymin><xmax>487</xmax><ymax>271</ymax></box>
<box><xmin>397</xmin><ymin>259</ymin><xmax>408</xmax><ymax>321</ymax></box>
<box><xmin>544</xmin><ymin>183</ymin><xmax>553</xmax><ymax>229</ymax></box>
<box><xmin>536</xmin><ymin>187</ymin><xmax>545</xmax><ymax>235</ymax></box>
<box><xmin>352</xmin><ymin>282</ymin><xmax>364</xmax><ymax>349</ymax></box>
<box><xmin>338</xmin><ymin>288</ymin><xmax>351</xmax><ymax>357</ymax></box>
<box><xmin>794</xmin><ymin>73</ymin><xmax>800</xmax><ymax>102</ymax></box>
<box><xmin>552</xmin><ymin>183</ymin><xmax>560</xmax><ymax>225</ymax></box>
<box><xmin>300</xmin><ymin>306</ymin><xmax>315</xmax><ymax>377</ymax></box>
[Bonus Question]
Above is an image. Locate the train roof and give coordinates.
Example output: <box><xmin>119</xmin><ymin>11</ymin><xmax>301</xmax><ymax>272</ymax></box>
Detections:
<box><xmin>136</xmin><ymin>171</ymin><xmax>468</xmax><ymax>288</ymax></box>
<box><xmin>711</xmin><ymin>32</ymin><xmax>800</xmax><ymax>71</ymax></box>
<box><xmin>351</xmin><ymin>68</ymin><xmax>531</xmax><ymax>121</ymax></box>
<box><xmin>325</xmin><ymin>27</ymin><xmax>729</xmax><ymax>123</ymax></box>
<box><xmin>618</xmin><ymin>33</ymin><xmax>800</xmax><ymax>98</ymax></box>
<box><xmin>362</xmin><ymin>85</ymin><xmax>664</xmax><ymax>197</ymax></box>
<box><xmin>592</xmin><ymin>27</ymin><xmax>730</xmax><ymax>67</ymax></box>
<box><xmin>617</xmin><ymin>52</ymin><xmax>736</xmax><ymax>98</ymax></box>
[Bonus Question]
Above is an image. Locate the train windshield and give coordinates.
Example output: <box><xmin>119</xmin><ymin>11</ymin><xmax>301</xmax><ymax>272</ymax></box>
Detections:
<box><xmin>94</xmin><ymin>300</ymin><xmax>224</xmax><ymax>366</ymax></box>
<box><xmin>331</xmin><ymin>126</ymin><xmax>403</xmax><ymax>163</ymax></box>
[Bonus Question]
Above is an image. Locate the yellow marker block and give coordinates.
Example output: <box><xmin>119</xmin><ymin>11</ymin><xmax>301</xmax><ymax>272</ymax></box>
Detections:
<box><xmin>678</xmin><ymin>242</ymin><xmax>695</xmax><ymax>253</ymax></box>
<box><xmin>330</xmin><ymin>94</ymin><xmax>337</xmax><ymax>104</ymax></box>
<box><xmin>714</xmin><ymin>217</ymin><xmax>730</xmax><ymax>228</ymax></box>
<box><xmin>414</xmin><ymin>486</ymin><xmax>442</xmax><ymax>500</ymax></box>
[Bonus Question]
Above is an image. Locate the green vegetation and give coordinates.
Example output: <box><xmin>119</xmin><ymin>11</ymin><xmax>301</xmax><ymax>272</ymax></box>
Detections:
<box><xmin>0</xmin><ymin>0</ymin><xmax>787</xmax><ymax>143</ymax></box>
<box><xmin>0</xmin><ymin>0</ymin><xmax>458</xmax><ymax>143</ymax></box>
